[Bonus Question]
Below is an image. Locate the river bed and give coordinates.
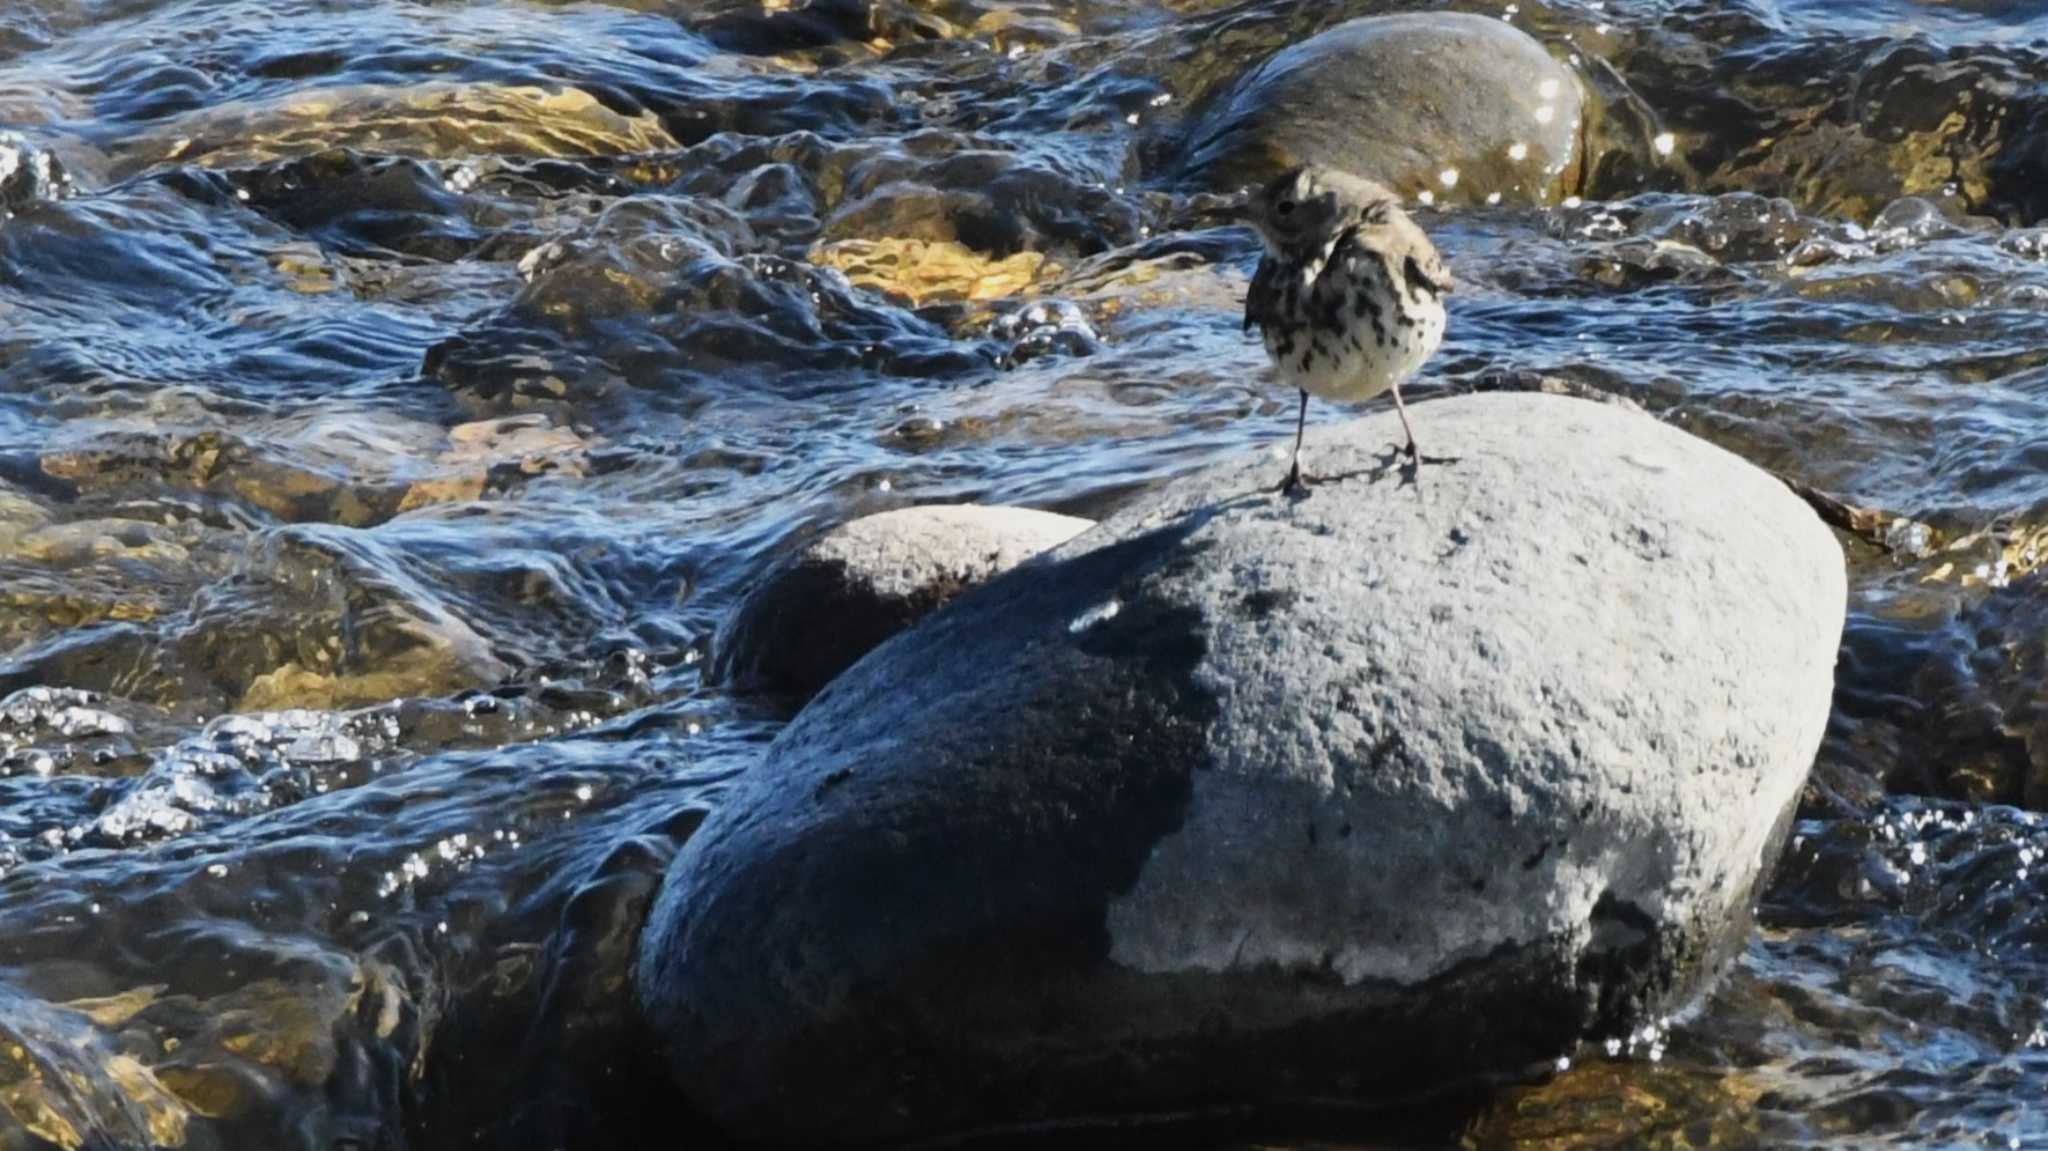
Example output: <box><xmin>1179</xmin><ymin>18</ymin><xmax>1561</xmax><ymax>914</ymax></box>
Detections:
<box><xmin>3</xmin><ymin>0</ymin><xmax>2048</xmax><ymax>1147</ymax></box>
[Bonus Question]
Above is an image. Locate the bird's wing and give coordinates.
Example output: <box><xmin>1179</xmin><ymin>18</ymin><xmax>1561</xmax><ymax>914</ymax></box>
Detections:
<box><xmin>1395</xmin><ymin>217</ymin><xmax>1452</xmax><ymax>296</ymax></box>
<box><xmin>1245</xmin><ymin>254</ymin><xmax>1278</xmax><ymax>333</ymax></box>
<box><xmin>1403</xmin><ymin>249</ymin><xmax>1452</xmax><ymax>297</ymax></box>
<box><xmin>1321</xmin><ymin>224</ymin><xmax>1373</xmax><ymax>293</ymax></box>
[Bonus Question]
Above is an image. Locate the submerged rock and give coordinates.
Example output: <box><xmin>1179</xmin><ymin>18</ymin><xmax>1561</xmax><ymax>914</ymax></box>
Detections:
<box><xmin>808</xmin><ymin>237</ymin><xmax>1055</xmax><ymax>305</ymax></box>
<box><xmin>713</xmin><ymin>503</ymin><xmax>1092</xmax><ymax>698</ymax></box>
<box><xmin>1175</xmin><ymin>13</ymin><xmax>1585</xmax><ymax>205</ymax></box>
<box><xmin>425</xmin><ymin>204</ymin><xmax>989</xmax><ymax>413</ymax></box>
<box><xmin>1905</xmin><ymin>572</ymin><xmax>2048</xmax><ymax>808</ymax></box>
<box><xmin>115</xmin><ymin>82</ymin><xmax>679</xmax><ymax>176</ymax></box>
<box><xmin>0</xmin><ymin>131</ymin><xmax>74</xmax><ymax>217</ymax></box>
<box><xmin>638</xmin><ymin>393</ymin><xmax>1845</xmax><ymax>1145</ymax></box>
<box><xmin>0</xmin><ymin>953</ymin><xmax>417</xmax><ymax>1151</ymax></box>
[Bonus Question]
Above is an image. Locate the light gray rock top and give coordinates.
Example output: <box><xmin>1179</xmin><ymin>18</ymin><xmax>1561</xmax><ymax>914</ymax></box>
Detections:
<box><xmin>712</xmin><ymin>503</ymin><xmax>1093</xmax><ymax>696</ymax></box>
<box><xmin>1086</xmin><ymin>392</ymin><xmax>1844</xmax><ymax>986</ymax></box>
<box><xmin>806</xmin><ymin>504</ymin><xmax>1093</xmax><ymax>601</ymax></box>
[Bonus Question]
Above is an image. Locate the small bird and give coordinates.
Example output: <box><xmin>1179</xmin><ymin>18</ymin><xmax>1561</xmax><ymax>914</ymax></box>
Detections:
<box><xmin>1221</xmin><ymin>166</ymin><xmax>1452</xmax><ymax>495</ymax></box>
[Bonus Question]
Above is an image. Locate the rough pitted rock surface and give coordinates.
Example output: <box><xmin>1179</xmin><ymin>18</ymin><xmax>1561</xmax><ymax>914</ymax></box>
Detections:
<box><xmin>1178</xmin><ymin>13</ymin><xmax>1585</xmax><ymax>206</ymax></box>
<box><xmin>712</xmin><ymin>503</ymin><xmax>1092</xmax><ymax>697</ymax></box>
<box><xmin>639</xmin><ymin>394</ymin><xmax>1845</xmax><ymax>1146</ymax></box>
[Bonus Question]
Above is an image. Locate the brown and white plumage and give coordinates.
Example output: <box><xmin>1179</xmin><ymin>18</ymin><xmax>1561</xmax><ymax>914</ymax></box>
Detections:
<box><xmin>1238</xmin><ymin>166</ymin><xmax>1450</xmax><ymax>493</ymax></box>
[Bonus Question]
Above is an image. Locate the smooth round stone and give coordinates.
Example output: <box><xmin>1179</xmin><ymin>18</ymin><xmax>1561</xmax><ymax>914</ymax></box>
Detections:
<box><xmin>639</xmin><ymin>393</ymin><xmax>1845</xmax><ymax>1145</ymax></box>
<box><xmin>1177</xmin><ymin>13</ymin><xmax>1586</xmax><ymax>206</ymax></box>
<box><xmin>712</xmin><ymin>503</ymin><xmax>1094</xmax><ymax>697</ymax></box>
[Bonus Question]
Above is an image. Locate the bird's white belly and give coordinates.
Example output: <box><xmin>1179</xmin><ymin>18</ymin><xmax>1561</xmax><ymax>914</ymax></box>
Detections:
<box><xmin>1264</xmin><ymin>299</ymin><xmax>1444</xmax><ymax>405</ymax></box>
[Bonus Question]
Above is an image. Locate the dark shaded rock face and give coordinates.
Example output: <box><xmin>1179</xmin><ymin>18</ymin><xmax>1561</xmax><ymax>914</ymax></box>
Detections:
<box><xmin>637</xmin><ymin>394</ymin><xmax>1845</xmax><ymax>1147</ymax></box>
<box><xmin>712</xmin><ymin>504</ymin><xmax>1093</xmax><ymax>698</ymax></box>
<box><xmin>1173</xmin><ymin>13</ymin><xmax>1585</xmax><ymax>206</ymax></box>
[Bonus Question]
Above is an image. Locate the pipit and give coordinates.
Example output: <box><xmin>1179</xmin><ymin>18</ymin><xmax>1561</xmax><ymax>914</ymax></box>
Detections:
<box><xmin>1207</xmin><ymin>166</ymin><xmax>1452</xmax><ymax>495</ymax></box>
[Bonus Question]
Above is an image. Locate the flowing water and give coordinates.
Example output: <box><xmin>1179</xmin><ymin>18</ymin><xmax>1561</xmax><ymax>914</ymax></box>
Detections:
<box><xmin>3</xmin><ymin>0</ymin><xmax>2048</xmax><ymax>1146</ymax></box>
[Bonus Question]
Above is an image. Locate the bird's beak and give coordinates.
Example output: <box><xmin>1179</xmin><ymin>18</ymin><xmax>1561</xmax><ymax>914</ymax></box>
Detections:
<box><xmin>1182</xmin><ymin>188</ymin><xmax>1251</xmax><ymax>227</ymax></box>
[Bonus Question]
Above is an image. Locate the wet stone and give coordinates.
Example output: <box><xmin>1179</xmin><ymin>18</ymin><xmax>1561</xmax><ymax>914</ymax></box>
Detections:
<box><xmin>428</xmin><ymin>224</ymin><xmax>993</xmax><ymax>415</ymax></box>
<box><xmin>0</xmin><ymin>985</ymin><xmax>191</xmax><ymax>1149</ymax></box>
<box><xmin>400</xmin><ymin>415</ymin><xmax>595</xmax><ymax>511</ymax></box>
<box><xmin>211</xmin><ymin>150</ymin><xmax>525</xmax><ymax>264</ymax></box>
<box><xmin>0</xmin><ymin>131</ymin><xmax>73</xmax><ymax>218</ymax></box>
<box><xmin>712</xmin><ymin>503</ymin><xmax>1094</xmax><ymax>699</ymax></box>
<box><xmin>39</xmin><ymin>428</ymin><xmax>414</xmax><ymax>529</ymax></box>
<box><xmin>115</xmin><ymin>82</ymin><xmax>681</xmax><ymax>177</ymax></box>
<box><xmin>987</xmin><ymin>298</ymin><xmax>1099</xmax><ymax>363</ymax></box>
<box><xmin>1903</xmin><ymin>573</ymin><xmax>2048</xmax><ymax>809</ymax></box>
<box><xmin>0</xmin><ymin>949</ymin><xmax>416</xmax><ymax>1151</ymax></box>
<box><xmin>638</xmin><ymin>394</ymin><xmax>1846</xmax><ymax>1145</ymax></box>
<box><xmin>808</xmin><ymin>237</ymin><xmax>1054</xmax><ymax>305</ymax></box>
<box><xmin>1171</xmin><ymin>13</ymin><xmax>1586</xmax><ymax>206</ymax></box>
<box><xmin>1585</xmin><ymin>15</ymin><xmax>2048</xmax><ymax>223</ymax></box>
<box><xmin>1460</xmin><ymin>1060</ymin><xmax>1765</xmax><ymax>1151</ymax></box>
<box><xmin>0</xmin><ymin>518</ymin><xmax>512</xmax><ymax>716</ymax></box>
<box><xmin>820</xmin><ymin>144</ymin><xmax>1145</xmax><ymax>257</ymax></box>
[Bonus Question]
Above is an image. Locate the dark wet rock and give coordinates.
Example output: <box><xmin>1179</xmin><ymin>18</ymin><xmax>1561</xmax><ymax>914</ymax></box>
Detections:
<box><xmin>41</xmin><ymin>427</ymin><xmax>414</xmax><ymax>528</ymax></box>
<box><xmin>0</xmin><ymin>131</ymin><xmax>74</xmax><ymax>218</ymax></box>
<box><xmin>1469</xmin><ymin>367</ymin><xmax>1646</xmax><ymax>413</ymax></box>
<box><xmin>820</xmin><ymin>148</ymin><xmax>1143</xmax><ymax>257</ymax></box>
<box><xmin>809</xmin><ymin>236</ymin><xmax>1056</xmax><ymax>306</ymax></box>
<box><xmin>644</xmin><ymin>130</ymin><xmax>864</xmax><ymax>248</ymax></box>
<box><xmin>0</xmin><ymin>942</ymin><xmax>417</xmax><ymax>1151</ymax></box>
<box><xmin>0</xmin><ymin>521</ymin><xmax>511</xmax><ymax>715</ymax></box>
<box><xmin>217</xmin><ymin>149</ymin><xmax>519</xmax><ymax>263</ymax></box>
<box><xmin>691</xmin><ymin>0</ymin><xmax>959</xmax><ymax>56</ymax></box>
<box><xmin>0</xmin><ymin>983</ymin><xmax>193</xmax><ymax>1148</ymax></box>
<box><xmin>638</xmin><ymin>393</ymin><xmax>1845</xmax><ymax>1145</ymax></box>
<box><xmin>411</xmin><ymin>818</ymin><xmax>702</xmax><ymax>1151</ymax></box>
<box><xmin>713</xmin><ymin>503</ymin><xmax>1092</xmax><ymax>698</ymax></box>
<box><xmin>1583</xmin><ymin>15</ymin><xmax>2048</xmax><ymax>222</ymax></box>
<box><xmin>0</xmin><ymin>686</ymin><xmax>163</xmax><ymax>781</ymax></box>
<box><xmin>182</xmin><ymin>528</ymin><xmax>512</xmax><ymax>713</ymax></box>
<box><xmin>427</xmin><ymin>211</ymin><xmax>994</xmax><ymax>414</ymax></box>
<box><xmin>1173</xmin><ymin>13</ymin><xmax>1585</xmax><ymax>206</ymax></box>
<box><xmin>114</xmin><ymin>82</ymin><xmax>680</xmax><ymax>177</ymax></box>
<box><xmin>987</xmin><ymin>297</ymin><xmax>1099</xmax><ymax>363</ymax></box>
<box><xmin>1903</xmin><ymin>573</ymin><xmax>2048</xmax><ymax>808</ymax></box>
<box><xmin>1699</xmin><ymin>38</ymin><xmax>2012</xmax><ymax>220</ymax></box>
<box><xmin>640</xmin><ymin>128</ymin><xmax>1142</xmax><ymax>260</ymax></box>
<box><xmin>1462</xmin><ymin>1060</ymin><xmax>1765</xmax><ymax>1151</ymax></box>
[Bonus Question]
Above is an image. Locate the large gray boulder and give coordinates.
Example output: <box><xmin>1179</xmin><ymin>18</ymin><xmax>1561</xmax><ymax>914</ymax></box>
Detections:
<box><xmin>1177</xmin><ymin>13</ymin><xmax>1586</xmax><ymax>206</ymax></box>
<box><xmin>638</xmin><ymin>394</ymin><xmax>1845</xmax><ymax>1145</ymax></box>
<box><xmin>713</xmin><ymin>503</ymin><xmax>1092</xmax><ymax>697</ymax></box>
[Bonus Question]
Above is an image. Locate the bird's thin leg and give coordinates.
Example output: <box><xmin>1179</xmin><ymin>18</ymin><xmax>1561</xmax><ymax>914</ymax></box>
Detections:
<box><xmin>1279</xmin><ymin>389</ymin><xmax>1307</xmax><ymax>494</ymax></box>
<box><xmin>1391</xmin><ymin>381</ymin><xmax>1419</xmax><ymax>462</ymax></box>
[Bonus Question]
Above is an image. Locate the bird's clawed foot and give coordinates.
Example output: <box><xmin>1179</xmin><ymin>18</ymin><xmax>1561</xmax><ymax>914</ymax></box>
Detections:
<box><xmin>1276</xmin><ymin>462</ymin><xmax>1313</xmax><ymax>500</ymax></box>
<box><xmin>1391</xmin><ymin>440</ymin><xmax>1460</xmax><ymax>473</ymax></box>
<box><xmin>1385</xmin><ymin>443</ymin><xmax>1462</xmax><ymax>487</ymax></box>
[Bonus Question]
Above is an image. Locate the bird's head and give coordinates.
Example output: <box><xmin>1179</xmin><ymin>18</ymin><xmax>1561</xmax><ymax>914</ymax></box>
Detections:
<box><xmin>1190</xmin><ymin>165</ymin><xmax>1407</xmax><ymax>255</ymax></box>
<box><xmin>1245</xmin><ymin>165</ymin><xmax>1332</xmax><ymax>249</ymax></box>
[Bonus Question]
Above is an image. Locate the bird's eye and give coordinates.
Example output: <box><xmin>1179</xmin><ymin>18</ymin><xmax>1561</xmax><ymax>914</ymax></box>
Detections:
<box><xmin>1276</xmin><ymin>199</ymin><xmax>1296</xmax><ymax>217</ymax></box>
